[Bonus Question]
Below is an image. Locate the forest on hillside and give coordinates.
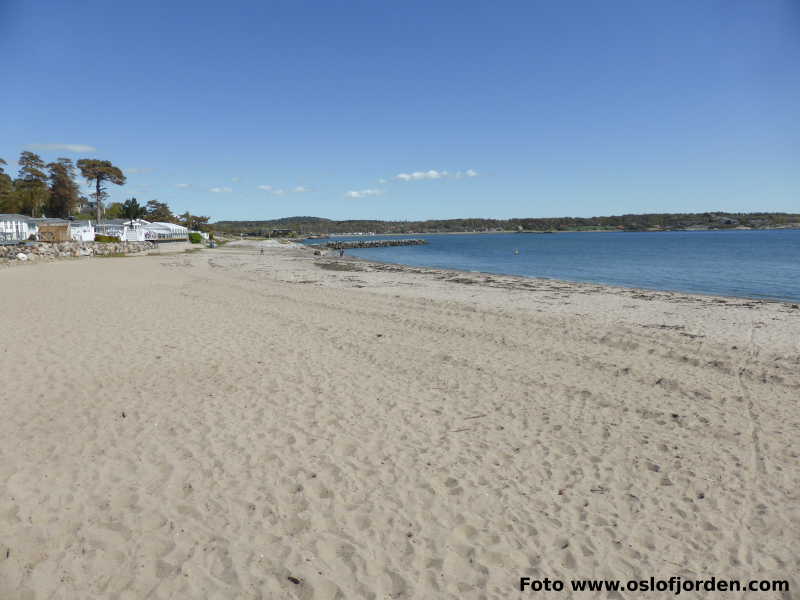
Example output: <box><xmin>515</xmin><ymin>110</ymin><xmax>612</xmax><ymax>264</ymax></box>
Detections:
<box><xmin>212</xmin><ymin>212</ymin><xmax>800</xmax><ymax>235</ymax></box>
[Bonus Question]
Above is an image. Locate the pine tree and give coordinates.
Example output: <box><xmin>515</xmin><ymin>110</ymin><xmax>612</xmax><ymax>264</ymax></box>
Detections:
<box><xmin>122</xmin><ymin>198</ymin><xmax>146</xmax><ymax>222</ymax></box>
<box><xmin>47</xmin><ymin>158</ymin><xmax>81</xmax><ymax>218</ymax></box>
<box><xmin>0</xmin><ymin>158</ymin><xmax>17</xmax><ymax>213</ymax></box>
<box><xmin>76</xmin><ymin>159</ymin><xmax>126</xmax><ymax>221</ymax></box>
<box><xmin>144</xmin><ymin>199</ymin><xmax>176</xmax><ymax>223</ymax></box>
<box><xmin>15</xmin><ymin>151</ymin><xmax>50</xmax><ymax>217</ymax></box>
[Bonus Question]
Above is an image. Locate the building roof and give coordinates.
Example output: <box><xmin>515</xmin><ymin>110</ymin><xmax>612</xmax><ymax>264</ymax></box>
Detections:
<box><xmin>0</xmin><ymin>213</ymin><xmax>35</xmax><ymax>222</ymax></box>
<box><xmin>98</xmin><ymin>219</ymin><xmax>153</xmax><ymax>226</ymax></box>
<box><xmin>150</xmin><ymin>221</ymin><xmax>187</xmax><ymax>229</ymax></box>
<box><xmin>32</xmin><ymin>218</ymin><xmax>72</xmax><ymax>225</ymax></box>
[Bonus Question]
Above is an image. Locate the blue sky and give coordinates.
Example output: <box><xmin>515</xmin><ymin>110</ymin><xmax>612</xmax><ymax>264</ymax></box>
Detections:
<box><xmin>1</xmin><ymin>0</ymin><xmax>798</xmax><ymax>221</ymax></box>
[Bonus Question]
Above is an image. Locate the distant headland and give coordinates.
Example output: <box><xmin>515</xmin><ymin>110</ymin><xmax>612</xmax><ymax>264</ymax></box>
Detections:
<box><xmin>212</xmin><ymin>212</ymin><xmax>800</xmax><ymax>236</ymax></box>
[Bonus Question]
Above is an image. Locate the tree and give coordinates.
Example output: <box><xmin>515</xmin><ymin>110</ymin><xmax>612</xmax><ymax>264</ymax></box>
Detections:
<box><xmin>0</xmin><ymin>158</ymin><xmax>17</xmax><ymax>213</ymax></box>
<box><xmin>76</xmin><ymin>159</ymin><xmax>126</xmax><ymax>221</ymax></box>
<box><xmin>16</xmin><ymin>151</ymin><xmax>50</xmax><ymax>217</ymax></box>
<box><xmin>76</xmin><ymin>194</ymin><xmax>92</xmax><ymax>214</ymax></box>
<box><xmin>192</xmin><ymin>215</ymin><xmax>210</xmax><ymax>231</ymax></box>
<box><xmin>105</xmin><ymin>202</ymin><xmax>124</xmax><ymax>219</ymax></box>
<box><xmin>144</xmin><ymin>199</ymin><xmax>176</xmax><ymax>223</ymax></box>
<box><xmin>178</xmin><ymin>211</ymin><xmax>210</xmax><ymax>231</ymax></box>
<box><xmin>46</xmin><ymin>158</ymin><xmax>81</xmax><ymax>218</ymax></box>
<box><xmin>122</xmin><ymin>198</ymin><xmax>146</xmax><ymax>222</ymax></box>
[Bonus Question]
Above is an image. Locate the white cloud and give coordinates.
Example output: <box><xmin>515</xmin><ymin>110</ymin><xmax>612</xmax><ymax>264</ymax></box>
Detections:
<box><xmin>259</xmin><ymin>184</ymin><xmax>309</xmax><ymax>195</ymax></box>
<box><xmin>176</xmin><ymin>183</ymin><xmax>191</xmax><ymax>188</ymax></box>
<box><xmin>26</xmin><ymin>143</ymin><xmax>96</xmax><ymax>153</ymax></box>
<box><xmin>345</xmin><ymin>188</ymin><xmax>383</xmax><ymax>198</ymax></box>
<box><xmin>209</xmin><ymin>186</ymin><xmax>232</xmax><ymax>193</ymax></box>
<box><xmin>394</xmin><ymin>169</ymin><xmax>447</xmax><ymax>181</ymax></box>
<box><xmin>390</xmin><ymin>169</ymin><xmax>479</xmax><ymax>182</ymax></box>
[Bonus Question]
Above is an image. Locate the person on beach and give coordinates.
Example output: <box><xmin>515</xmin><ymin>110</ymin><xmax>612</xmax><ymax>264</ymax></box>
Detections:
<box><xmin>339</xmin><ymin>249</ymin><xmax>345</xmax><ymax>257</ymax></box>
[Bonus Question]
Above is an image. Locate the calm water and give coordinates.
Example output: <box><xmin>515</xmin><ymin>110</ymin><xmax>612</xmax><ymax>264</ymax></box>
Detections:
<box><xmin>308</xmin><ymin>230</ymin><xmax>800</xmax><ymax>302</ymax></box>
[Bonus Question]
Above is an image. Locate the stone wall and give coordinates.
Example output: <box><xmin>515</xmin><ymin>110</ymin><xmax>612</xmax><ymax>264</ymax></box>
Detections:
<box><xmin>0</xmin><ymin>241</ymin><xmax>156</xmax><ymax>261</ymax></box>
<box><xmin>312</xmin><ymin>239</ymin><xmax>428</xmax><ymax>249</ymax></box>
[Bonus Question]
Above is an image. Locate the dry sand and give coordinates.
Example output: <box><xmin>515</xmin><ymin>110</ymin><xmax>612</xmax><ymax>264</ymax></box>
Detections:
<box><xmin>1</xmin><ymin>241</ymin><xmax>799</xmax><ymax>599</ymax></box>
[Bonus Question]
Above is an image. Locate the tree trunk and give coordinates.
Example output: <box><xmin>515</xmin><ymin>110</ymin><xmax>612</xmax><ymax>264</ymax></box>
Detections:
<box><xmin>95</xmin><ymin>178</ymin><xmax>102</xmax><ymax>222</ymax></box>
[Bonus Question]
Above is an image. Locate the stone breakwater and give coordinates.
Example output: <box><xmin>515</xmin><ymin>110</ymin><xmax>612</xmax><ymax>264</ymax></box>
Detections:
<box><xmin>313</xmin><ymin>239</ymin><xmax>428</xmax><ymax>249</ymax></box>
<box><xmin>0</xmin><ymin>241</ymin><xmax>156</xmax><ymax>261</ymax></box>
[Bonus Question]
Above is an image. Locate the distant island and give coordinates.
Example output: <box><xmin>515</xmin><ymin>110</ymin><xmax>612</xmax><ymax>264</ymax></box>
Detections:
<box><xmin>212</xmin><ymin>212</ymin><xmax>800</xmax><ymax>236</ymax></box>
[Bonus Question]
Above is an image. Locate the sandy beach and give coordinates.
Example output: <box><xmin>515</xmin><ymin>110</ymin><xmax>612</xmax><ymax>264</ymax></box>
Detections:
<box><xmin>2</xmin><ymin>241</ymin><xmax>799</xmax><ymax>599</ymax></box>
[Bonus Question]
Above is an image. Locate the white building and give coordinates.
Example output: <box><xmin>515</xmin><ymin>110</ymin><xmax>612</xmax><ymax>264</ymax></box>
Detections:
<box><xmin>125</xmin><ymin>221</ymin><xmax>147</xmax><ymax>241</ymax></box>
<box><xmin>94</xmin><ymin>219</ymin><xmax>188</xmax><ymax>242</ymax></box>
<box><xmin>142</xmin><ymin>221</ymin><xmax>189</xmax><ymax>241</ymax></box>
<box><xmin>95</xmin><ymin>219</ymin><xmax>148</xmax><ymax>242</ymax></box>
<box><xmin>94</xmin><ymin>219</ymin><xmax>129</xmax><ymax>240</ymax></box>
<box><xmin>69</xmin><ymin>220</ymin><xmax>95</xmax><ymax>242</ymax></box>
<box><xmin>26</xmin><ymin>218</ymin><xmax>98</xmax><ymax>242</ymax></box>
<box><xmin>0</xmin><ymin>214</ymin><xmax>36</xmax><ymax>242</ymax></box>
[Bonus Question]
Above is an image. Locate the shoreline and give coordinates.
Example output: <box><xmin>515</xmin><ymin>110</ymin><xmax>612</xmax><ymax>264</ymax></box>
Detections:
<box><xmin>326</xmin><ymin>253</ymin><xmax>800</xmax><ymax>307</ymax></box>
<box><xmin>238</xmin><ymin>240</ymin><xmax>800</xmax><ymax>355</ymax></box>
<box><xmin>300</xmin><ymin>243</ymin><xmax>800</xmax><ymax>307</ymax></box>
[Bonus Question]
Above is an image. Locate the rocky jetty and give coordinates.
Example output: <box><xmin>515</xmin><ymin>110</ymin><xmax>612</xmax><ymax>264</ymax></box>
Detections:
<box><xmin>0</xmin><ymin>241</ymin><xmax>155</xmax><ymax>261</ymax></box>
<box><xmin>313</xmin><ymin>239</ymin><xmax>428</xmax><ymax>249</ymax></box>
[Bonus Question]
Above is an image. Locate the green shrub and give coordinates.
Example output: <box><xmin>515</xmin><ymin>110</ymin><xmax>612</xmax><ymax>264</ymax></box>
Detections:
<box><xmin>188</xmin><ymin>232</ymin><xmax>202</xmax><ymax>244</ymax></box>
<box><xmin>95</xmin><ymin>234</ymin><xmax>121</xmax><ymax>243</ymax></box>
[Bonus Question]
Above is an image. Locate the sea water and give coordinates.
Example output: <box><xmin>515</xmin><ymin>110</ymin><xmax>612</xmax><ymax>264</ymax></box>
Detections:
<box><xmin>307</xmin><ymin>230</ymin><xmax>800</xmax><ymax>302</ymax></box>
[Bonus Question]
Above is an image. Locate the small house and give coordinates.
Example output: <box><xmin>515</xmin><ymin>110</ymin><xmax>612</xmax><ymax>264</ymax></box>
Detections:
<box><xmin>95</xmin><ymin>219</ymin><xmax>130</xmax><ymax>241</ymax></box>
<box><xmin>142</xmin><ymin>221</ymin><xmax>189</xmax><ymax>241</ymax></box>
<box><xmin>34</xmin><ymin>219</ymin><xmax>73</xmax><ymax>242</ymax></box>
<box><xmin>0</xmin><ymin>214</ymin><xmax>36</xmax><ymax>242</ymax></box>
<box><xmin>95</xmin><ymin>219</ymin><xmax>150</xmax><ymax>241</ymax></box>
<box><xmin>70</xmin><ymin>220</ymin><xmax>95</xmax><ymax>242</ymax></box>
